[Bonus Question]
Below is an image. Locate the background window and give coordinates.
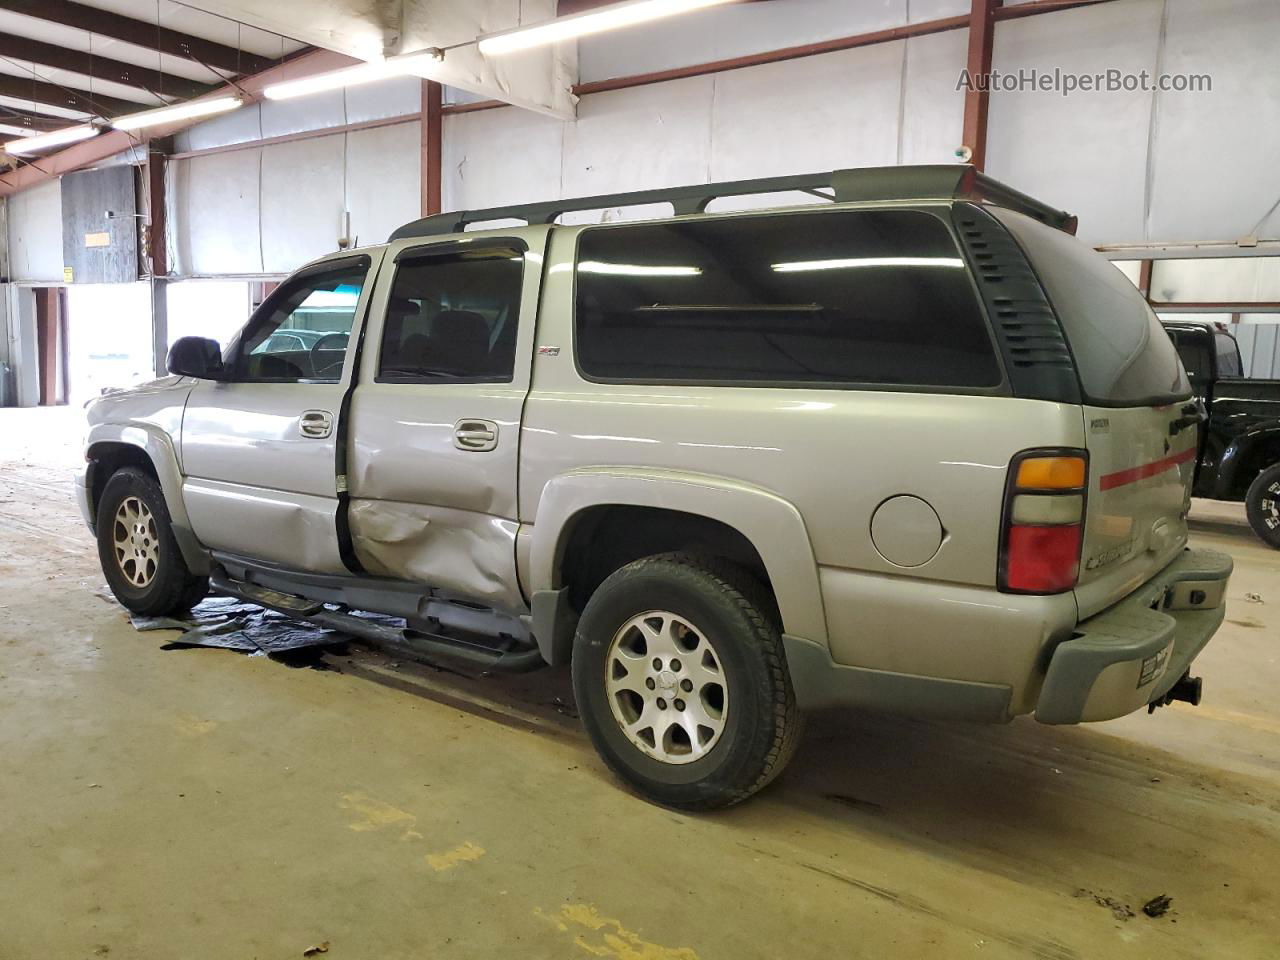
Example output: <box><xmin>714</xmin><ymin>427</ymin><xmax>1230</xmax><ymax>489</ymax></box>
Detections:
<box><xmin>377</xmin><ymin>246</ymin><xmax>524</xmax><ymax>383</ymax></box>
<box><xmin>1215</xmin><ymin>332</ymin><xmax>1243</xmax><ymax>377</ymax></box>
<box><xmin>573</xmin><ymin>210</ymin><xmax>1001</xmax><ymax>389</ymax></box>
<box><xmin>231</xmin><ymin>263</ymin><xmax>367</xmax><ymax>382</ymax></box>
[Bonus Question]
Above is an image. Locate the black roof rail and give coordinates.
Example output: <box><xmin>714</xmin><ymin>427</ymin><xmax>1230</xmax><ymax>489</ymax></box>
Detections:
<box><xmin>387</xmin><ymin>163</ymin><xmax>1077</xmax><ymax>241</ymax></box>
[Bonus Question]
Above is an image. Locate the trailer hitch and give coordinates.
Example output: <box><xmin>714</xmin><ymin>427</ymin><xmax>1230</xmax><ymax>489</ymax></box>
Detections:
<box><xmin>1148</xmin><ymin>672</ymin><xmax>1203</xmax><ymax>713</ymax></box>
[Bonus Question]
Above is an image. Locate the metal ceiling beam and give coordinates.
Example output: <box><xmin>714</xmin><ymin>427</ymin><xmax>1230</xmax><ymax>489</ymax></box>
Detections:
<box><xmin>0</xmin><ymin>0</ymin><xmax>274</xmax><ymax>76</ymax></box>
<box><xmin>0</xmin><ymin>73</ymin><xmax>151</xmax><ymax>117</ymax></box>
<box><xmin>0</xmin><ymin>48</ymin><xmax>355</xmax><ymax>196</ymax></box>
<box><xmin>0</xmin><ymin>105</ymin><xmax>67</xmax><ymax>131</ymax></box>
<box><xmin>0</xmin><ymin>34</ymin><xmax>213</xmax><ymax>100</ymax></box>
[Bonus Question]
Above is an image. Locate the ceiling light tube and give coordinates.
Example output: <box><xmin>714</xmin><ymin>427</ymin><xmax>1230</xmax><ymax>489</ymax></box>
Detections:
<box><xmin>0</xmin><ymin>123</ymin><xmax>39</xmax><ymax>138</ymax></box>
<box><xmin>4</xmin><ymin>124</ymin><xmax>100</xmax><ymax>155</ymax></box>
<box><xmin>264</xmin><ymin>48</ymin><xmax>444</xmax><ymax>101</ymax></box>
<box><xmin>111</xmin><ymin>96</ymin><xmax>244</xmax><ymax>132</ymax></box>
<box><xmin>478</xmin><ymin>0</ymin><xmax>736</xmax><ymax>56</ymax></box>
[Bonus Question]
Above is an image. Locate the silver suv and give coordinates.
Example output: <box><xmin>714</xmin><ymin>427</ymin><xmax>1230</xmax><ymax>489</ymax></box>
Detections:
<box><xmin>79</xmin><ymin>165</ymin><xmax>1232</xmax><ymax>809</ymax></box>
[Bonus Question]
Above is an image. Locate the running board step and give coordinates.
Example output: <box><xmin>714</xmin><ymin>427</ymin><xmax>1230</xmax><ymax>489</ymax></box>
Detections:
<box><xmin>210</xmin><ymin>575</ymin><xmax>545</xmax><ymax>673</ymax></box>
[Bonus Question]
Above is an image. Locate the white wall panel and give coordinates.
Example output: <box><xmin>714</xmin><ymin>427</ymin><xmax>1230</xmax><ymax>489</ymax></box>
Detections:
<box><xmin>6</xmin><ymin>179</ymin><xmax>64</xmax><ymax>282</ymax></box>
<box><xmin>259</xmin><ymin>135</ymin><xmax>347</xmax><ymax>273</ymax></box>
<box><xmin>346</xmin><ymin>121</ymin><xmax>421</xmax><ymax>246</ymax></box>
<box><xmin>908</xmin><ymin>0</ymin><xmax>969</xmax><ymax>21</ymax></box>
<box><xmin>711</xmin><ymin>43</ymin><xmax>903</xmax><ymax>181</ymax></box>
<box><xmin>176</xmin><ymin>103</ymin><xmax>264</xmax><ymax>153</ymax></box>
<box><xmin>173</xmin><ymin>149</ymin><xmax>263</xmax><ymax>276</ymax></box>
<box><xmin>260</xmin><ymin>90</ymin><xmax>348</xmax><ymax>139</ymax></box>
<box><xmin>442</xmin><ymin>108</ymin><xmax>564</xmax><ymax>212</ymax></box>
<box><xmin>1148</xmin><ymin>0</ymin><xmax>1280</xmax><ymax>243</ymax></box>
<box><xmin>899</xmin><ymin>29</ymin><xmax>967</xmax><ymax>164</ymax></box>
<box><xmin>563</xmin><ymin>78</ymin><xmax>715</xmax><ymax>201</ymax></box>
<box><xmin>345</xmin><ymin>76</ymin><xmax>421</xmax><ymax>123</ymax></box>
<box><xmin>986</xmin><ymin>0</ymin><xmax>1163</xmax><ymax>246</ymax></box>
<box><xmin>578</xmin><ymin>0</ymin><xmax>912</xmax><ymax>83</ymax></box>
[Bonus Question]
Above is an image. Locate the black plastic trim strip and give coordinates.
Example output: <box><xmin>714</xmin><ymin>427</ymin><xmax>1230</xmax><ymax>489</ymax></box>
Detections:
<box><xmin>952</xmin><ymin>203</ymin><xmax>1082</xmax><ymax>405</ymax></box>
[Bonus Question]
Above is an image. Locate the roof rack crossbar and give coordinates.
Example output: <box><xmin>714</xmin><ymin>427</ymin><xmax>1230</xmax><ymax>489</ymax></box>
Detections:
<box><xmin>388</xmin><ymin>164</ymin><xmax>1077</xmax><ymax>241</ymax></box>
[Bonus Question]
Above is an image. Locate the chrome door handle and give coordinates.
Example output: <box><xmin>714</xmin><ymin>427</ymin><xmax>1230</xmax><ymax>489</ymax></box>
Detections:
<box><xmin>299</xmin><ymin>409</ymin><xmax>333</xmax><ymax>438</ymax></box>
<box><xmin>454</xmin><ymin>419</ymin><xmax>498</xmax><ymax>452</ymax></box>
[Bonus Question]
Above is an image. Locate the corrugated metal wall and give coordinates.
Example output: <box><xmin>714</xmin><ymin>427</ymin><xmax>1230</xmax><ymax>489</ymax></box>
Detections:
<box><xmin>1235</xmin><ymin>324</ymin><xmax>1280</xmax><ymax>379</ymax></box>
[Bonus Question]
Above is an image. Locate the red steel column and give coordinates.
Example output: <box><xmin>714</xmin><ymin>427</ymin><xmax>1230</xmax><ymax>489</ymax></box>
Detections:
<box><xmin>421</xmin><ymin>79</ymin><xmax>443</xmax><ymax>217</ymax></box>
<box><xmin>961</xmin><ymin>0</ymin><xmax>999</xmax><ymax>171</ymax></box>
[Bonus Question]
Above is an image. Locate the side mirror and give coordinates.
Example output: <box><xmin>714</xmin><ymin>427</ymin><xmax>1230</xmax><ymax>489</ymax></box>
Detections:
<box><xmin>167</xmin><ymin>336</ymin><xmax>226</xmax><ymax>380</ymax></box>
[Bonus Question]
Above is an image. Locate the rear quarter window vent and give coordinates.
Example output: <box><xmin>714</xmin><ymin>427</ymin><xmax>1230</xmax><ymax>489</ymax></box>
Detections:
<box><xmin>953</xmin><ymin>203</ymin><xmax>1081</xmax><ymax>404</ymax></box>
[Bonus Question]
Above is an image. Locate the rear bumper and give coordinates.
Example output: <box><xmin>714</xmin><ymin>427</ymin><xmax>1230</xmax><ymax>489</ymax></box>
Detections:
<box><xmin>1035</xmin><ymin>548</ymin><xmax>1233</xmax><ymax>724</ymax></box>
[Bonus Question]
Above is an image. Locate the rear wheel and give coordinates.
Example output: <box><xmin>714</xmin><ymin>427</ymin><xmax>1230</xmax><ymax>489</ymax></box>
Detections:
<box><xmin>96</xmin><ymin>467</ymin><xmax>209</xmax><ymax>616</ymax></box>
<box><xmin>572</xmin><ymin>553</ymin><xmax>802</xmax><ymax>810</ymax></box>
<box><xmin>1246</xmin><ymin>463</ymin><xmax>1280</xmax><ymax>549</ymax></box>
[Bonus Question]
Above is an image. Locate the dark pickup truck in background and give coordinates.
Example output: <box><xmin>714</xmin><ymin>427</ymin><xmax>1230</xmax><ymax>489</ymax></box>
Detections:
<box><xmin>1164</xmin><ymin>320</ymin><xmax>1280</xmax><ymax>548</ymax></box>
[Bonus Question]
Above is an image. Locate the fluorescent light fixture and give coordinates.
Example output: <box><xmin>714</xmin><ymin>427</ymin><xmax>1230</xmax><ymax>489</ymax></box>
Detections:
<box><xmin>111</xmin><ymin>96</ymin><xmax>243</xmax><ymax>132</ymax></box>
<box><xmin>264</xmin><ymin>48</ymin><xmax>444</xmax><ymax>101</ymax></box>
<box><xmin>0</xmin><ymin>123</ymin><xmax>39</xmax><ymax>137</ymax></box>
<box><xmin>3</xmin><ymin>124</ymin><xmax>100</xmax><ymax>154</ymax></box>
<box><xmin>772</xmin><ymin>257</ymin><xmax>966</xmax><ymax>273</ymax></box>
<box><xmin>578</xmin><ymin>260</ymin><xmax>701</xmax><ymax>277</ymax></box>
<box><xmin>478</xmin><ymin>0</ymin><xmax>736</xmax><ymax>56</ymax></box>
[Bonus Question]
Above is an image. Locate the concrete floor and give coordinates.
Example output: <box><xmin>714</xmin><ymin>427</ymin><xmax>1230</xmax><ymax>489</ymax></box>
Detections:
<box><xmin>2</xmin><ymin>406</ymin><xmax>1278</xmax><ymax>960</ymax></box>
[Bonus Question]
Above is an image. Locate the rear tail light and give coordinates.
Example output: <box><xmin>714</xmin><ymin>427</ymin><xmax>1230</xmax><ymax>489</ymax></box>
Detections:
<box><xmin>999</xmin><ymin>450</ymin><xmax>1088</xmax><ymax>594</ymax></box>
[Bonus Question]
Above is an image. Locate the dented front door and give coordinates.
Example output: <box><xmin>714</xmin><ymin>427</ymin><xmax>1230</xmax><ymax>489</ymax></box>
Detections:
<box><xmin>345</xmin><ymin>230</ymin><xmax>547</xmax><ymax>612</ymax></box>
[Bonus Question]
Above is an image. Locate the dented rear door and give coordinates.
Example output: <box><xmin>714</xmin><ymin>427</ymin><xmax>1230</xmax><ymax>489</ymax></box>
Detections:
<box><xmin>345</xmin><ymin>228</ymin><xmax>549</xmax><ymax>612</ymax></box>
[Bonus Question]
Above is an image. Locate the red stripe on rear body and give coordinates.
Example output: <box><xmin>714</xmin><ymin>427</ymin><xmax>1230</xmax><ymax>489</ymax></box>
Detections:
<box><xmin>1098</xmin><ymin>447</ymin><xmax>1196</xmax><ymax>491</ymax></box>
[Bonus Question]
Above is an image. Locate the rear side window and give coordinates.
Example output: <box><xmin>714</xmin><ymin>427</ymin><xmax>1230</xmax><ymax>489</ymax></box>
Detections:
<box><xmin>377</xmin><ymin>244</ymin><xmax>524</xmax><ymax>383</ymax></box>
<box><xmin>574</xmin><ymin>210</ymin><xmax>1002</xmax><ymax>390</ymax></box>
<box><xmin>992</xmin><ymin>208</ymin><xmax>1190</xmax><ymax>407</ymax></box>
<box><xmin>1167</xmin><ymin>328</ymin><xmax>1211</xmax><ymax>381</ymax></box>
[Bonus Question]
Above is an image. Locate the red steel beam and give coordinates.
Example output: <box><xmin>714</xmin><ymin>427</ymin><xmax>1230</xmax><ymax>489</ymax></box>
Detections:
<box><xmin>421</xmin><ymin>79</ymin><xmax>443</xmax><ymax>217</ymax></box>
<box><xmin>145</xmin><ymin>144</ymin><xmax>168</xmax><ymax>277</ymax></box>
<box><xmin>961</xmin><ymin>0</ymin><xmax>998</xmax><ymax>172</ymax></box>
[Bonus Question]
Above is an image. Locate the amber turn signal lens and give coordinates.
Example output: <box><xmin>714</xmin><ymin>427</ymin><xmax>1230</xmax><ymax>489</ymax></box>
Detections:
<box><xmin>1015</xmin><ymin>456</ymin><xmax>1086</xmax><ymax>490</ymax></box>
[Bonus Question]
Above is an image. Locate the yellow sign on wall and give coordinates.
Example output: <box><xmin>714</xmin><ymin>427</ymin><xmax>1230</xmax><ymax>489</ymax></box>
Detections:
<box><xmin>84</xmin><ymin>231</ymin><xmax>111</xmax><ymax>248</ymax></box>
<box><xmin>63</xmin><ymin>266</ymin><xmax>74</xmax><ymax>283</ymax></box>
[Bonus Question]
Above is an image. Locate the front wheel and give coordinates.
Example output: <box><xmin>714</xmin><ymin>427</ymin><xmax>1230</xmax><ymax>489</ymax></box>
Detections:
<box><xmin>96</xmin><ymin>467</ymin><xmax>209</xmax><ymax>616</ymax></box>
<box><xmin>571</xmin><ymin>554</ymin><xmax>802</xmax><ymax>810</ymax></box>
<box><xmin>1246</xmin><ymin>463</ymin><xmax>1280</xmax><ymax>549</ymax></box>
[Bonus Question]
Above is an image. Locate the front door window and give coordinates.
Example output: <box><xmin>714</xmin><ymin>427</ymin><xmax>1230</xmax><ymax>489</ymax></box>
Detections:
<box><xmin>229</xmin><ymin>261</ymin><xmax>368</xmax><ymax>382</ymax></box>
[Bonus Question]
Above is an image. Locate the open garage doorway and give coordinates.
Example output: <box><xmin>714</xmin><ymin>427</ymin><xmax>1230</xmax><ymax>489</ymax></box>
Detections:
<box><xmin>62</xmin><ymin>280</ymin><xmax>253</xmax><ymax>406</ymax></box>
<box><xmin>64</xmin><ymin>283</ymin><xmax>152</xmax><ymax>407</ymax></box>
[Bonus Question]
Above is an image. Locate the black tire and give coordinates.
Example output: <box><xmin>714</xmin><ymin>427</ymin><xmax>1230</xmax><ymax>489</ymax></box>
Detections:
<box><xmin>1246</xmin><ymin>463</ymin><xmax>1280</xmax><ymax>549</ymax></box>
<box><xmin>96</xmin><ymin>467</ymin><xmax>209</xmax><ymax>616</ymax></box>
<box><xmin>572</xmin><ymin>553</ymin><xmax>802</xmax><ymax>810</ymax></box>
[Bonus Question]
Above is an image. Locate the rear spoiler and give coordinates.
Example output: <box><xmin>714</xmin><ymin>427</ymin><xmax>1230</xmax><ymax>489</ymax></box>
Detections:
<box><xmin>389</xmin><ymin>164</ymin><xmax>1078</xmax><ymax>240</ymax></box>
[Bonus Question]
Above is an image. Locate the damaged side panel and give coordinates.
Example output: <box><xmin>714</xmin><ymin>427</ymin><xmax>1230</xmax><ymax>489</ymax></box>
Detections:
<box><xmin>347</xmin><ymin>498</ymin><xmax>525</xmax><ymax>613</ymax></box>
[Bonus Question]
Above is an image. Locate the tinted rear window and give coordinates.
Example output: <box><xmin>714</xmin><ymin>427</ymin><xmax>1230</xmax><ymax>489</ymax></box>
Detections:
<box><xmin>992</xmin><ymin>208</ymin><xmax>1190</xmax><ymax>407</ymax></box>
<box><xmin>574</xmin><ymin>209</ymin><xmax>1002</xmax><ymax>390</ymax></box>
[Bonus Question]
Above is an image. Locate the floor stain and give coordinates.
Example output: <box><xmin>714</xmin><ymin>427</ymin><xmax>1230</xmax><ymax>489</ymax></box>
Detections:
<box><xmin>171</xmin><ymin>714</ymin><xmax>217</xmax><ymax>737</ymax></box>
<box><xmin>535</xmin><ymin>903</ymin><xmax>700</xmax><ymax>960</ymax></box>
<box><xmin>338</xmin><ymin>792</ymin><xmax>422</xmax><ymax>840</ymax></box>
<box><xmin>425</xmin><ymin>840</ymin><xmax>485</xmax><ymax>872</ymax></box>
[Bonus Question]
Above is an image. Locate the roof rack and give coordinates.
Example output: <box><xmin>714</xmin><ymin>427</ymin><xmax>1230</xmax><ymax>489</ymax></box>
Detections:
<box><xmin>388</xmin><ymin>164</ymin><xmax>1077</xmax><ymax>241</ymax></box>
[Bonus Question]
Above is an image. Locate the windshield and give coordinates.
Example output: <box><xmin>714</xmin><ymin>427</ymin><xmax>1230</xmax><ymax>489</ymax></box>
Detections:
<box><xmin>992</xmin><ymin>208</ymin><xmax>1190</xmax><ymax>407</ymax></box>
